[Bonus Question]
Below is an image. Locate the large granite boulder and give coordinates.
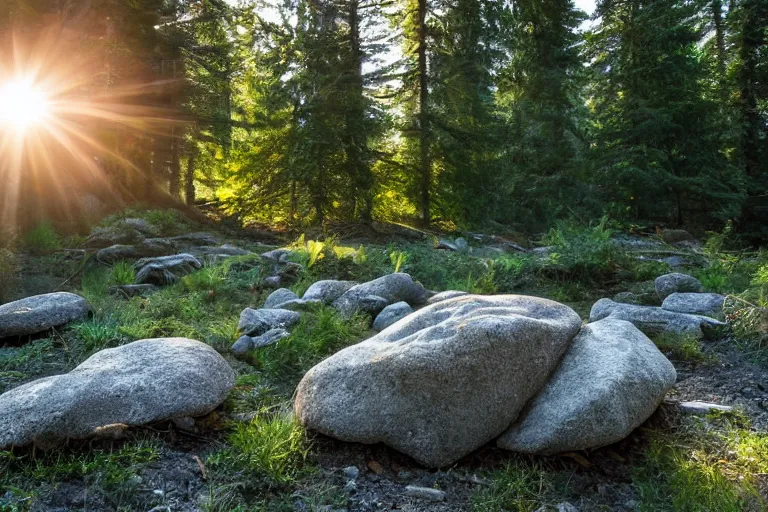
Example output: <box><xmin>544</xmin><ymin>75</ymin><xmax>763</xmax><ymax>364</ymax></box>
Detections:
<box><xmin>302</xmin><ymin>280</ymin><xmax>358</xmax><ymax>304</ymax></box>
<box><xmin>662</xmin><ymin>293</ymin><xmax>725</xmax><ymax>318</ymax></box>
<box><xmin>238</xmin><ymin>308</ymin><xmax>301</xmax><ymax>336</ymax></box>
<box><xmin>0</xmin><ymin>293</ymin><xmax>91</xmax><ymax>338</ymax></box>
<box><xmin>589</xmin><ymin>299</ymin><xmax>725</xmax><ymax>339</ymax></box>
<box><xmin>134</xmin><ymin>254</ymin><xmax>202</xmax><ymax>286</ymax></box>
<box><xmin>655</xmin><ymin>273</ymin><xmax>703</xmax><ymax>301</ymax></box>
<box><xmin>332</xmin><ymin>273</ymin><xmax>428</xmax><ymax>318</ymax></box>
<box><xmin>0</xmin><ymin>338</ymin><xmax>234</xmax><ymax>448</ymax></box>
<box><xmin>427</xmin><ymin>290</ymin><xmax>469</xmax><ymax>305</ymax></box>
<box><xmin>497</xmin><ymin>319</ymin><xmax>676</xmax><ymax>454</ymax></box>
<box><xmin>373</xmin><ymin>301</ymin><xmax>414</xmax><ymax>331</ymax></box>
<box><xmin>295</xmin><ymin>295</ymin><xmax>582</xmax><ymax>467</ymax></box>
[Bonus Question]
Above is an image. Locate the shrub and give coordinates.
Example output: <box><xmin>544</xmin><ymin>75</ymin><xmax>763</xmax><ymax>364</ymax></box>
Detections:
<box><xmin>23</xmin><ymin>222</ymin><xmax>61</xmax><ymax>255</ymax></box>
<box><xmin>652</xmin><ymin>333</ymin><xmax>711</xmax><ymax>363</ymax></box>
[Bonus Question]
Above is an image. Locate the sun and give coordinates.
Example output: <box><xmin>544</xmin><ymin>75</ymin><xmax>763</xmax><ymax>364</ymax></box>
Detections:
<box><xmin>0</xmin><ymin>78</ymin><xmax>51</xmax><ymax>132</ymax></box>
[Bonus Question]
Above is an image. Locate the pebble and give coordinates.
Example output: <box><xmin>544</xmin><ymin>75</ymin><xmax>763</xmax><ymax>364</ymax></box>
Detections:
<box><xmin>343</xmin><ymin>465</ymin><xmax>360</xmax><ymax>480</ymax></box>
<box><xmin>344</xmin><ymin>480</ymin><xmax>357</xmax><ymax>493</ymax></box>
<box><xmin>404</xmin><ymin>485</ymin><xmax>446</xmax><ymax>501</ymax></box>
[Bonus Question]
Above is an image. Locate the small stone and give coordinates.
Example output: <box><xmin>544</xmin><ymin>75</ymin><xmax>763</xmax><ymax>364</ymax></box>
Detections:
<box><xmin>263</xmin><ymin>276</ymin><xmax>282</xmax><ymax>288</ymax></box>
<box><xmin>231</xmin><ymin>335</ymin><xmax>254</xmax><ymax>357</ymax></box>
<box><xmin>238</xmin><ymin>308</ymin><xmax>300</xmax><ymax>336</ymax></box>
<box><xmin>344</xmin><ymin>480</ymin><xmax>357</xmax><ymax>493</ymax></box>
<box><xmin>404</xmin><ymin>486</ymin><xmax>446</xmax><ymax>501</ymax></box>
<box><xmin>172</xmin><ymin>416</ymin><xmax>196</xmax><ymax>431</ymax></box>
<box><xmin>343</xmin><ymin>466</ymin><xmax>360</xmax><ymax>480</ymax></box>
<box><xmin>557</xmin><ymin>503</ymin><xmax>579</xmax><ymax>512</ymax></box>
<box><xmin>264</xmin><ymin>288</ymin><xmax>299</xmax><ymax>309</ymax></box>
<box><xmin>678</xmin><ymin>401</ymin><xmax>733</xmax><ymax>415</ymax></box>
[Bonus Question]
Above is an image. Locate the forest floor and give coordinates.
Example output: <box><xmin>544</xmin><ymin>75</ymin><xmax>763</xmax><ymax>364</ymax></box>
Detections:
<box><xmin>1</xmin><ymin>209</ymin><xmax>767</xmax><ymax>512</ymax></box>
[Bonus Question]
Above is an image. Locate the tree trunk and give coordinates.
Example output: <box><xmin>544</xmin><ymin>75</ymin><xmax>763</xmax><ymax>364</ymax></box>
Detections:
<box><xmin>418</xmin><ymin>0</ymin><xmax>430</xmax><ymax>227</ymax></box>
<box><xmin>169</xmin><ymin>127</ymin><xmax>181</xmax><ymax>198</ymax></box>
<box><xmin>738</xmin><ymin>0</ymin><xmax>765</xmax><ymax>180</ymax></box>
<box><xmin>185</xmin><ymin>142</ymin><xmax>197</xmax><ymax>206</ymax></box>
<box><xmin>712</xmin><ymin>0</ymin><xmax>727</xmax><ymax>83</ymax></box>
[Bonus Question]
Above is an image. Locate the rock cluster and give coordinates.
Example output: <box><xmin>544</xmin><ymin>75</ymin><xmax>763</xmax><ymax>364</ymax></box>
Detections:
<box><xmin>231</xmin><ymin>272</ymin><xmax>431</xmax><ymax>358</ymax></box>
<box><xmin>592</xmin><ymin>273</ymin><xmax>726</xmax><ymax>338</ymax></box>
<box><xmin>294</xmin><ymin>294</ymin><xmax>676</xmax><ymax>467</ymax></box>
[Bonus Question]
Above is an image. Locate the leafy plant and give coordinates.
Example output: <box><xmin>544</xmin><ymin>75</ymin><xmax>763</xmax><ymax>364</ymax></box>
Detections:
<box><xmin>0</xmin><ymin>248</ymin><xmax>20</xmax><ymax>303</ymax></box>
<box><xmin>389</xmin><ymin>250</ymin><xmax>408</xmax><ymax>273</ymax></box>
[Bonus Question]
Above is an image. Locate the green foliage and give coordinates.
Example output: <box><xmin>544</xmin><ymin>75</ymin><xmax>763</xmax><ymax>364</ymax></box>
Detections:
<box><xmin>23</xmin><ymin>222</ymin><xmax>61</xmax><ymax>255</ymax></box>
<box><xmin>110</xmin><ymin>261</ymin><xmax>136</xmax><ymax>286</ymax></box>
<box><xmin>389</xmin><ymin>250</ymin><xmax>408</xmax><ymax>273</ymax></box>
<box><xmin>0</xmin><ymin>440</ymin><xmax>159</xmax><ymax>509</ymax></box>
<box><xmin>250</xmin><ymin>307</ymin><xmax>368</xmax><ymax>386</ymax></box>
<box><xmin>69</xmin><ymin>318</ymin><xmax>123</xmax><ymax>354</ymax></box>
<box><xmin>652</xmin><ymin>333</ymin><xmax>711</xmax><ymax>363</ymax></box>
<box><xmin>471</xmin><ymin>461</ymin><xmax>552</xmax><ymax>512</ymax></box>
<box><xmin>538</xmin><ymin>217</ymin><xmax>624</xmax><ymax>283</ymax></box>
<box><xmin>207</xmin><ymin>410</ymin><xmax>309</xmax><ymax>488</ymax></box>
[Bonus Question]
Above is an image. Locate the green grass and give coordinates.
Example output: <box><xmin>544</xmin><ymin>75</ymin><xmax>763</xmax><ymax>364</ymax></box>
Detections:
<box><xmin>22</xmin><ymin>222</ymin><xmax>62</xmax><ymax>256</ymax></box>
<box><xmin>249</xmin><ymin>306</ymin><xmax>369</xmax><ymax>386</ymax></box>
<box><xmin>0</xmin><ymin>248</ymin><xmax>20</xmax><ymax>303</ymax></box>
<box><xmin>110</xmin><ymin>260</ymin><xmax>136</xmax><ymax>285</ymax></box>
<box><xmin>652</xmin><ymin>333</ymin><xmax>712</xmax><ymax>363</ymax></box>
<box><xmin>471</xmin><ymin>461</ymin><xmax>552</xmax><ymax>512</ymax></box>
<box><xmin>0</xmin><ymin>439</ymin><xmax>159</xmax><ymax>511</ymax></box>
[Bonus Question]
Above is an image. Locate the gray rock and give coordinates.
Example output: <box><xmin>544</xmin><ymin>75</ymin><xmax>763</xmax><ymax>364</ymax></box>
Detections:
<box><xmin>436</xmin><ymin>239</ymin><xmax>458</xmax><ymax>251</ymax></box>
<box><xmin>0</xmin><ymin>293</ymin><xmax>91</xmax><ymax>338</ymax></box>
<box><xmin>454</xmin><ymin>237</ymin><xmax>469</xmax><ymax>251</ymax></box>
<box><xmin>96</xmin><ymin>239</ymin><xmax>176</xmax><ymax>264</ymax></box>
<box><xmin>261</xmin><ymin>249</ymin><xmax>294</xmax><ymax>262</ymax></box>
<box><xmin>589</xmin><ymin>299</ymin><xmax>725</xmax><ymax>339</ymax></box>
<box><xmin>497</xmin><ymin>319</ymin><xmax>676</xmax><ymax>454</ymax></box>
<box><xmin>677</xmin><ymin>401</ymin><xmax>733</xmax><ymax>415</ymax></box>
<box><xmin>231</xmin><ymin>328</ymin><xmax>291</xmax><ymax>357</ymax></box>
<box><xmin>231</xmin><ymin>335</ymin><xmax>255</xmax><ymax>357</ymax></box>
<box><xmin>123</xmin><ymin>218</ymin><xmax>158</xmax><ymax>236</ymax></box>
<box><xmin>189</xmin><ymin>245</ymin><xmax>251</xmax><ymax>258</ymax></box>
<box><xmin>167</xmin><ymin>232</ymin><xmax>219</xmax><ymax>246</ymax></box>
<box><xmin>302</xmin><ymin>280</ymin><xmax>358</xmax><ymax>304</ymax></box>
<box><xmin>85</xmin><ymin>224</ymin><xmax>145</xmax><ymax>249</ymax></box>
<box><xmin>332</xmin><ymin>273</ymin><xmax>428</xmax><ymax>318</ymax></box>
<box><xmin>238</xmin><ymin>308</ymin><xmax>300</xmax><ymax>336</ymax></box>
<box><xmin>662</xmin><ymin>293</ymin><xmax>725</xmax><ymax>318</ymax></box>
<box><xmin>404</xmin><ymin>486</ymin><xmax>446</xmax><ymax>501</ymax></box>
<box><xmin>295</xmin><ymin>295</ymin><xmax>582</xmax><ymax>467</ymax></box>
<box><xmin>264</xmin><ymin>288</ymin><xmax>299</xmax><ymax>309</ymax></box>
<box><xmin>335</xmin><ymin>294</ymin><xmax>389</xmax><ymax>319</ymax></box>
<box><xmin>613</xmin><ymin>291</ymin><xmax>641</xmax><ymax>305</ymax></box>
<box><xmin>373</xmin><ymin>302</ymin><xmax>414</xmax><ymax>331</ymax></box>
<box><xmin>427</xmin><ymin>290</ymin><xmax>469</xmax><ymax>305</ymax></box>
<box><xmin>134</xmin><ymin>254</ymin><xmax>202</xmax><ymax>286</ymax></box>
<box><xmin>0</xmin><ymin>338</ymin><xmax>235</xmax><ymax>448</ymax></box>
<box><xmin>655</xmin><ymin>273</ymin><xmax>703</xmax><ymax>301</ymax></box>
<box><xmin>108</xmin><ymin>284</ymin><xmax>159</xmax><ymax>298</ymax></box>
<box><xmin>263</xmin><ymin>276</ymin><xmax>282</xmax><ymax>288</ymax></box>
<box><xmin>343</xmin><ymin>466</ymin><xmax>360</xmax><ymax>480</ymax></box>
<box><xmin>267</xmin><ymin>298</ymin><xmax>320</xmax><ymax>312</ymax></box>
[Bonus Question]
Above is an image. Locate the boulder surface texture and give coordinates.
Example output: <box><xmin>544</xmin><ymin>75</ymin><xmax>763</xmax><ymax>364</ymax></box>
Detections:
<box><xmin>497</xmin><ymin>319</ymin><xmax>676</xmax><ymax>454</ymax></box>
<box><xmin>0</xmin><ymin>292</ymin><xmax>91</xmax><ymax>338</ymax></box>
<box><xmin>589</xmin><ymin>299</ymin><xmax>725</xmax><ymax>338</ymax></box>
<box><xmin>0</xmin><ymin>338</ymin><xmax>235</xmax><ymax>447</ymax></box>
<box><xmin>655</xmin><ymin>273</ymin><xmax>703</xmax><ymax>301</ymax></box>
<box><xmin>295</xmin><ymin>294</ymin><xmax>582</xmax><ymax>467</ymax></box>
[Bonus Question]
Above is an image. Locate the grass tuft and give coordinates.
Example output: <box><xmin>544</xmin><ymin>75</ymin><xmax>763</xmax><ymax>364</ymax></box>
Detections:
<box><xmin>471</xmin><ymin>461</ymin><xmax>552</xmax><ymax>512</ymax></box>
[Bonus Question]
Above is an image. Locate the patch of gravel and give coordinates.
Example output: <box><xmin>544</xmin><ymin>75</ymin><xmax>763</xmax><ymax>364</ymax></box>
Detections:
<box><xmin>668</xmin><ymin>336</ymin><xmax>768</xmax><ymax>430</ymax></box>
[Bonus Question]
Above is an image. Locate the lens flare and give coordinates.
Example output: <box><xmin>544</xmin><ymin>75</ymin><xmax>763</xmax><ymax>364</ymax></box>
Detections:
<box><xmin>0</xmin><ymin>79</ymin><xmax>50</xmax><ymax>132</ymax></box>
